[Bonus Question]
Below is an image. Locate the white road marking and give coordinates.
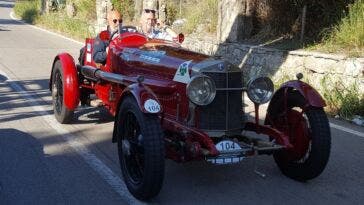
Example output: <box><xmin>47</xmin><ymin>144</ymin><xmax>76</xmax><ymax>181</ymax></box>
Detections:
<box><xmin>10</xmin><ymin>12</ymin><xmax>83</xmax><ymax>46</ymax></box>
<box><xmin>0</xmin><ymin>69</ymin><xmax>145</xmax><ymax>205</ymax></box>
<box><xmin>330</xmin><ymin>123</ymin><xmax>364</xmax><ymax>138</ymax></box>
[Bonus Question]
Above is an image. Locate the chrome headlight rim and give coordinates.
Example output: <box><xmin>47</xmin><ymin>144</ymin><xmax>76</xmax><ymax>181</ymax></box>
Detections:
<box><xmin>186</xmin><ymin>75</ymin><xmax>216</xmax><ymax>106</ymax></box>
<box><xmin>247</xmin><ymin>76</ymin><xmax>274</xmax><ymax>104</ymax></box>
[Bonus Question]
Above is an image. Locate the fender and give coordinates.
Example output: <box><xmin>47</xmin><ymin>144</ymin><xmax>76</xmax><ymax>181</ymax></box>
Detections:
<box><xmin>112</xmin><ymin>82</ymin><xmax>162</xmax><ymax>143</ymax></box>
<box><xmin>271</xmin><ymin>80</ymin><xmax>326</xmax><ymax>108</ymax></box>
<box><xmin>49</xmin><ymin>53</ymin><xmax>80</xmax><ymax>110</ymax></box>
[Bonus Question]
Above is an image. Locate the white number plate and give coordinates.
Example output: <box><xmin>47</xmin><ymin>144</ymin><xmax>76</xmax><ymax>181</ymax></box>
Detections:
<box><xmin>216</xmin><ymin>140</ymin><xmax>242</xmax><ymax>152</ymax></box>
<box><xmin>206</xmin><ymin>140</ymin><xmax>244</xmax><ymax>165</ymax></box>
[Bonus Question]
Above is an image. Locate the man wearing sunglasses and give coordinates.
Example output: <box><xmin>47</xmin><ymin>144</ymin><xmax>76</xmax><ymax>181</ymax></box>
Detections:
<box><xmin>139</xmin><ymin>9</ymin><xmax>177</xmax><ymax>41</ymax></box>
<box><xmin>92</xmin><ymin>10</ymin><xmax>122</xmax><ymax>64</ymax></box>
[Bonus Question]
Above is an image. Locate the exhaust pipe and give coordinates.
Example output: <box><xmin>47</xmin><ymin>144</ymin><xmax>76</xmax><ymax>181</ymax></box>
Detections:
<box><xmin>80</xmin><ymin>65</ymin><xmax>126</xmax><ymax>85</ymax></box>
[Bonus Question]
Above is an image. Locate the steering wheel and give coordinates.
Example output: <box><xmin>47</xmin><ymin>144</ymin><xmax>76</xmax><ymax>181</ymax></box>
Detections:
<box><xmin>119</xmin><ymin>26</ymin><xmax>138</xmax><ymax>34</ymax></box>
<box><xmin>109</xmin><ymin>26</ymin><xmax>138</xmax><ymax>41</ymax></box>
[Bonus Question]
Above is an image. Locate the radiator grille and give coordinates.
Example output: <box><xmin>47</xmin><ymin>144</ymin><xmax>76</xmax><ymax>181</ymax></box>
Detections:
<box><xmin>198</xmin><ymin>71</ymin><xmax>243</xmax><ymax>136</ymax></box>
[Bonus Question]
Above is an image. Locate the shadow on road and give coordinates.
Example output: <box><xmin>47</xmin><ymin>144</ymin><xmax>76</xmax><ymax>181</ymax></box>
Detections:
<box><xmin>0</xmin><ymin>77</ymin><xmax>114</xmax><ymax>124</ymax></box>
<box><xmin>0</xmin><ymin>128</ymin><xmax>62</xmax><ymax>203</ymax></box>
<box><xmin>0</xmin><ymin>2</ymin><xmax>12</xmax><ymax>9</ymax></box>
<box><xmin>0</xmin><ymin>128</ymin><xmax>121</xmax><ymax>204</ymax></box>
<box><xmin>73</xmin><ymin>106</ymin><xmax>114</xmax><ymax>124</ymax></box>
<box><xmin>0</xmin><ymin>19</ymin><xmax>25</xmax><ymax>26</ymax></box>
<box><xmin>0</xmin><ymin>78</ymin><xmax>52</xmax><ymax>122</ymax></box>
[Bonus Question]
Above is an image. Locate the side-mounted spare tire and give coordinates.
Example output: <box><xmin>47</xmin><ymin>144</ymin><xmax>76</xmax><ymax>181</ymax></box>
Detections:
<box><xmin>115</xmin><ymin>96</ymin><xmax>165</xmax><ymax>200</ymax></box>
<box><xmin>266</xmin><ymin>91</ymin><xmax>331</xmax><ymax>181</ymax></box>
<box><xmin>51</xmin><ymin>60</ymin><xmax>74</xmax><ymax>123</ymax></box>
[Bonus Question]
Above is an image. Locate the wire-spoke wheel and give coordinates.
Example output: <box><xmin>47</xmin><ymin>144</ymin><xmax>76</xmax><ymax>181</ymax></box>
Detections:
<box><xmin>116</xmin><ymin>96</ymin><xmax>165</xmax><ymax>200</ymax></box>
<box><xmin>266</xmin><ymin>91</ymin><xmax>331</xmax><ymax>181</ymax></box>
<box><xmin>51</xmin><ymin>60</ymin><xmax>74</xmax><ymax>123</ymax></box>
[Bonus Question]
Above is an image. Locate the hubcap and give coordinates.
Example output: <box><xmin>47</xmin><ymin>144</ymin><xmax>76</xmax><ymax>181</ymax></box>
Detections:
<box><xmin>122</xmin><ymin>140</ymin><xmax>131</xmax><ymax>156</ymax></box>
<box><xmin>273</xmin><ymin>109</ymin><xmax>311</xmax><ymax>162</ymax></box>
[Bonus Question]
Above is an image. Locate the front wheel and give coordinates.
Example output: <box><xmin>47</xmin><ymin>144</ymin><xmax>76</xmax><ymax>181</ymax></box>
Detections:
<box><xmin>266</xmin><ymin>92</ymin><xmax>331</xmax><ymax>181</ymax></box>
<box><xmin>116</xmin><ymin>97</ymin><xmax>165</xmax><ymax>200</ymax></box>
<box><xmin>51</xmin><ymin>60</ymin><xmax>74</xmax><ymax>123</ymax></box>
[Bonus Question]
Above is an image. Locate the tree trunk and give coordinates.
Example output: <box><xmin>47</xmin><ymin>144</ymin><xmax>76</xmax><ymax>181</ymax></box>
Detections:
<box><xmin>217</xmin><ymin>0</ymin><xmax>253</xmax><ymax>43</ymax></box>
<box><xmin>158</xmin><ymin>0</ymin><xmax>166</xmax><ymax>22</ymax></box>
<box><xmin>143</xmin><ymin>0</ymin><xmax>158</xmax><ymax>10</ymax></box>
<box><xmin>95</xmin><ymin>0</ymin><xmax>112</xmax><ymax>33</ymax></box>
<box><xmin>40</xmin><ymin>0</ymin><xmax>48</xmax><ymax>15</ymax></box>
<box><xmin>134</xmin><ymin>0</ymin><xmax>143</xmax><ymax>20</ymax></box>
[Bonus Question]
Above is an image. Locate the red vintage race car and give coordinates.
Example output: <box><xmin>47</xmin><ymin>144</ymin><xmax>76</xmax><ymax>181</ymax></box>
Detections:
<box><xmin>49</xmin><ymin>27</ymin><xmax>331</xmax><ymax>200</ymax></box>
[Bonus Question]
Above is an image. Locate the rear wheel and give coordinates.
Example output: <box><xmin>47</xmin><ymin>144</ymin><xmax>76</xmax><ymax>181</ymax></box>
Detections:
<box><xmin>51</xmin><ymin>60</ymin><xmax>74</xmax><ymax>123</ymax></box>
<box><xmin>116</xmin><ymin>97</ymin><xmax>165</xmax><ymax>200</ymax></box>
<box><xmin>266</xmin><ymin>91</ymin><xmax>331</xmax><ymax>181</ymax></box>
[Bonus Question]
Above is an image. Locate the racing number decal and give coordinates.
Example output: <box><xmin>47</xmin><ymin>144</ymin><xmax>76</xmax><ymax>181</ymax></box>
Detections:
<box><xmin>220</xmin><ymin>142</ymin><xmax>235</xmax><ymax>150</ymax></box>
<box><xmin>173</xmin><ymin>60</ymin><xmax>192</xmax><ymax>84</ymax></box>
<box><xmin>216</xmin><ymin>141</ymin><xmax>242</xmax><ymax>152</ymax></box>
<box><xmin>144</xmin><ymin>99</ymin><xmax>161</xmax><ymax>113</ymax></box>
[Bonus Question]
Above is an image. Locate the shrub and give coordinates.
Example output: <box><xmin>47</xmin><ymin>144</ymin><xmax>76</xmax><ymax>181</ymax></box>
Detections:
<box><xmin>14</xmin><ymin>0</ymin><xmax>40</xmax><ymax>24</ymax></box>
<box><xmin>320</xmin><ymin>75</ymin><xmax>364</xmax><ymax>119</ymax></box>
<box><xmin>178</xmin><ymin>0</ymin><xmax>218</xmax><ymax>34</ymax></box>
<box><xmin>36</xmin><ymin>11</ymin><xmax>95</xmax><ymax>40</ymax></box>
<box><xmin>323</xmin><ymin>0</ymin><xmax>364</xmax><ymax>56</ymax></box>
<box><xmin>112</xmin><ymin>0</ymin><xmax>135</xmax><ymax>21</ymax></box>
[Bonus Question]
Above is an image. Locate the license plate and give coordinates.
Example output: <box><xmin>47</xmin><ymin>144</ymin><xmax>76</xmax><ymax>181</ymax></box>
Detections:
<box><xmin>206</xmin><ymin>156</ymin><xmax>245</xmax><ymax>165</ymax></box>
<box><xmin>216</xmin><ymin>140</ymin><xmax>242</xmax><ymax>152</ymax></box>
<box><xmin>206</xmin><ymin>140</ymin><xmax>245</xmax><ymax>165</ymax></box>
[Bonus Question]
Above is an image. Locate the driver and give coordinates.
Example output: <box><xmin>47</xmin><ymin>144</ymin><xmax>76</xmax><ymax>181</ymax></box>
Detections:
<box><xmin>138</xmin><ymin>9</ymin><xmax>177</xmax><ymax>41</ymax></box>
<box><xmin>92</xmin><ymin>10</ymin><xmax>122</xmax><ymax>64</ymax></box>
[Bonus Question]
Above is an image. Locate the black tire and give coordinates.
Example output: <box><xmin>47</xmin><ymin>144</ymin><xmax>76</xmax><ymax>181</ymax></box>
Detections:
<box><xmin>267</xmin><ymin>91</ymin><xmax>331</xmax><ymax>181</ymax></box>
<box><xmin>51</xmin><ymin>60</ymin><xmax>74</xmax><ymax>123</ymax></box>
<box><xmin>116</xmin><ymin>96</ymin><xmax>165</xmax><ymax>200</ymax></box>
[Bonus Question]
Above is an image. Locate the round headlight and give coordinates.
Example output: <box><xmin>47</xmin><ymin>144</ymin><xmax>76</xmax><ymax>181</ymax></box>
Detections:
<box><xmin>187</xmin><ymin>75</ymin><xmax>216</xmax><ymax>106</ymax></box>
<box><xmin>247</xmin><ymin>77</ymin><xmax>274</xmax><ymax>104</ymax></box>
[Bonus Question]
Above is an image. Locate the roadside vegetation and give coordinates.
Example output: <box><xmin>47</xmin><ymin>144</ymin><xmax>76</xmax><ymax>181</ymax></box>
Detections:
<box><xmin>320</xmin><ymin>76</ymin><xmax>364</xmax><ymax>120</ymax></box>
<box><xmin>165</xmin><ymin>0</ymin><xmax>218</xmax><ymax>34</ymax></box>
<box><xmin>14</xmin><ymin>0</ymin><xmax>95</xmax><ymax>40</ymax></box>
<box><xmin>309</xmin><ymin>0</ymin><xmax>364</xmax><ymax>57</ymax></box>
<box><xmin>13</xmin><ymin>0</ymin><xmax>39</xmax><ymax>23</ymax></box>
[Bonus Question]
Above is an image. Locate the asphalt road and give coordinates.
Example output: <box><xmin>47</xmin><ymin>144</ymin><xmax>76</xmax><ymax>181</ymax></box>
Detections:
<box><xmin>1</xmin><ymin>1</ymin><xmax>364</xmax><ymax>204</ymax></box>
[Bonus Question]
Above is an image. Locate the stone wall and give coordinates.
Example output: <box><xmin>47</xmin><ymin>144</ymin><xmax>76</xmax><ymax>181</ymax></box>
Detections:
<box><xmin>182</xmin><ymin>37</ymin><xmax>364</xmax><ymax>94</ymax></box>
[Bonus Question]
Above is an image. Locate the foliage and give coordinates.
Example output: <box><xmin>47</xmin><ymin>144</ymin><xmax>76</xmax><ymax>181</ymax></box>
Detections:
<box><xmin>320</xmin><ymin>75</ymin><xmax>364</xmax><ymax>119</ymax></box>
<box><xmin>320</xmin><ymin>0</ymin><xmax>364</xmax><ymax>57</ymax></box>
<box><xmin>14</xmin><ymin>0</ymin><xmax>40</xmax><ymax>24</ymax></box>
<box><xmin>37</xmin><ymin>12</ymin><xmax>95</xmax><ymax>40</ymax></box>
<box><xmin>250</xmin><ymin>0</ymin><xmax>353</xmax><ymax>38</ymax></box>
<box><xmin>70</xmin><ymin>0</ymin><xmax>97</xmax><ymax>20</ymax></box>
<box><xmin>112</xmin><ymin>0</ymin><xmax>135</xmax><ymax>21</ymax></box>
<box><xmin>14</xmin><ymin>0</ymin><xmax>94</xmax><ymax>40</ymax></box>
<box><xmin>165</xmin><ymin>0</ymin><xmax>178</xmax><ymax>25</ymax></box>
<box><xmin>168</xmin><ymin>0</ymin><xmax>218</xmax><ymax>34</ymax></box>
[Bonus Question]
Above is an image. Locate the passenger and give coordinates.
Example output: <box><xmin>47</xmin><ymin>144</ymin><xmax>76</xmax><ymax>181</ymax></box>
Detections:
<box><xmin>92</xmin><ymin>10</ymin><xmax>123</xmax><ymax>64</ymax></box>
<box><xmin>138</xmin><ymin>9</ymin><xmax>178</xmax><ymax>41</ymax></box>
